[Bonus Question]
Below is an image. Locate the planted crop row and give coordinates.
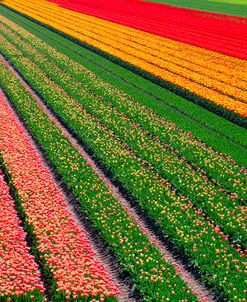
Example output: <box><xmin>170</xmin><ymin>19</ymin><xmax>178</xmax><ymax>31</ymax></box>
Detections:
<box><xmin>1</xmin><ymin>5</ymin><xmax>246</xmax><ymax>171</ymax></box>
<box><xmin>3</xmin><ymin>0</ymin><xmax>247</xmax><ymax>124</ymax></box>
<box><xmin>0</xmin><ymin>164</ymin><xmax>44</xmax><ymax>302</ymax></box>
<box><xmin>0</xmin><ymin>89</ymin><xmax>119</xmax><ymax>302</ymax></box>
<box><xmin>2</xmin><ymin>15</ymin><xmax>246</xmax><ymax>202</ymax></box>
<box><xmin>0</xmin><ymin>34</ymin><xmax>246</xmax><ymax>302</ymax></box>
<box><xmin>1</xmin><ymin>22</ymin><xmax>246</xmax><ymax>249</ymax></box>
<box><xmin>0</xmin><ymin>59</ymin><xmax>199</xmax><ymax>302</ymax></box>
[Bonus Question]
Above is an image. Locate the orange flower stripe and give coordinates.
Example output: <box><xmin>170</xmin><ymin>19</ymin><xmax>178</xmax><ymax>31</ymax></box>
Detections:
<box><xmin>4</xmin><ymin>0</ymin><xmax>247</xmax><ymax>118</ymax></box>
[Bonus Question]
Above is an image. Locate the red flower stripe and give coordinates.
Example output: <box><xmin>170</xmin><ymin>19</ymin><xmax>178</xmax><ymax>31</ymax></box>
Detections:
<box><xmin>0</xmin><ymin>167</ymin><xmax>44</xmax><ymax>300</ymax></box>
<box><xmin>0</xmin><ymin>91</ymin><xmax>119</xmax><ymax>301</ymax></box>
<box><xmin>48</xmin><ymin>0</ymin><xmax>247</xmax><ymax>60</ymax></box>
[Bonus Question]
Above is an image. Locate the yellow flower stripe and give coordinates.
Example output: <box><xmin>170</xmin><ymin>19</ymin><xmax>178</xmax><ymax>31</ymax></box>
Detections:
<box><xmin>3</xmin><ymin>0</ymin><xmax>247</xmax><ymax>118</ymax></box>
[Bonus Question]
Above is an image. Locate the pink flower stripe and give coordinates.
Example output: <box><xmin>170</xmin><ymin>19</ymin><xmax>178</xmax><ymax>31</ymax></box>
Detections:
<box><xmin>0</xmin><ymin>170</ymin><xmax>45</xmax><ymax>300</ymax></box>
<box><xmin>0</xmin><ymin>91</ymin><xmax>120</xmax><ymax>301</ymax></box>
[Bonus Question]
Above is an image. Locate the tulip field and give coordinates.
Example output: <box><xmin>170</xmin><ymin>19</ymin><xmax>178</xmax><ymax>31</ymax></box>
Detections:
<box><xmin>0</xmin><ymin>0</ymin><xmax>246</xmax><ymax>301</ymax></box>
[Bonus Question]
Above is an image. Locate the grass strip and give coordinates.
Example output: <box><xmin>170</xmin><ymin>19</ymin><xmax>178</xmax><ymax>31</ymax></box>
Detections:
<box><xmin>145</xmin><ymin>0</ymin><xmax>247</xmax><ymax>18</ymax></box>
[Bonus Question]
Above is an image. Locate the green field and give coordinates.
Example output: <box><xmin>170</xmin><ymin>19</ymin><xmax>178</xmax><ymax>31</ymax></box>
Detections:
<box><xmin>146</xmin><ymin>0</ymin><xmax>247</xmax><ymax>17</ymax></box>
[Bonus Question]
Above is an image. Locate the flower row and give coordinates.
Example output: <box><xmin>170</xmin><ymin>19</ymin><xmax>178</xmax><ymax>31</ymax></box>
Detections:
<box><xmin>0</xmin><ymin>90</ymin><xmax>119</xmax><ymax>301</ymax></box>
<box><xmin>0</xmin><ymin>159</ymin><xmax>45</xmax><ymax>301</ymax></box>
<box><xmin>0</xmin><ymin>32</ymin><xmax>246</xmax><ymax>301</ymax></box>
<box><xmin>1</xmin><ymin>20</ymin><xmax>246</xmax><ymax>248</ymax></box>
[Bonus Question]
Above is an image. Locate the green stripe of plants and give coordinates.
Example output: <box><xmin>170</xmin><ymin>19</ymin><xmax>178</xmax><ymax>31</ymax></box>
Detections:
<box><xmin>0</xmin><ymin>35</ymin><xmax>246</xmax><ymax>301</ymax></box>
<box><xmin>145</xmin><ymin>0</ymin><xmax>247</xmax><ymax>18</ymax></box>
<box><xmin>1</xmin><ymin>5</ymin><xmax>247</xmax><ymax>167</ymax></box>
<box><xmin>1</xmin><ymin>22</ymin><xmax>246</xmax><ymax>247</ymax></box>
<box><xmin>0</xmin><ymin>160</ymin><xmax>62</xmax><ymax>302</ymax></box>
